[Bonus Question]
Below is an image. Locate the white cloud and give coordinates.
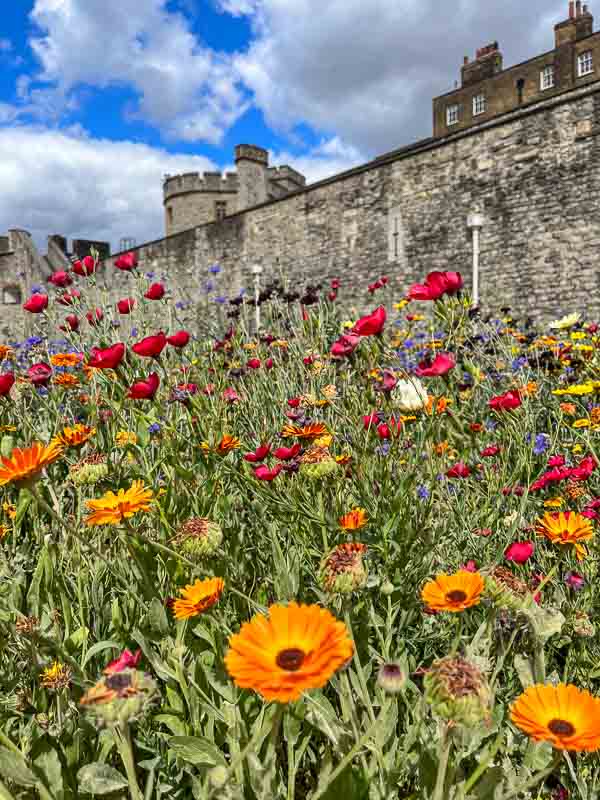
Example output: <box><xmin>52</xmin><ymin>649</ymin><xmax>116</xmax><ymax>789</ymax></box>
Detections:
<box><xmin>21</xmin><ymin>0</ymin><xmax>251</xmax><ymax>143</ymax></box>
<box><xmin>0</xmin><ymin>126</ymin><xmax>216</xmax><ymax>251</ymax></box>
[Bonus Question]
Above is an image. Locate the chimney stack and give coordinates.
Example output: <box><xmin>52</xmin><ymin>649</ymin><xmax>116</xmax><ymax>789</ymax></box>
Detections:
<box><xmin>583</xmin><ymin>3</ymin><xmax>589</xmax><ymax>12</ymax></box>
<box><xmin>464</xmin><ymin>55</ymin><xmax>469</xmax><ymax>65</ymax></box>
<box><xmin>569</xmin><ymin>0</ymin><xmax>575</xmax><ymax>17</ymax></box>
<box><xmin>576</xmin><ymin>0</ymin><xmax>582</xmax><ymax>15</ymax></box>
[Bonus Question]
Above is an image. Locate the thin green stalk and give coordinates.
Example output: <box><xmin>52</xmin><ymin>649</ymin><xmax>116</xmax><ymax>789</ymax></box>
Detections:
<box><xmin>462</xmin><ymin>730</ymin><xmax>504</xmax><ymax>795</ymax></box>
<box><xmin>0</xmin><ymin>778</ymin><xmax>16</xmax><ymax>800</ymax></box>
<box><xmin>114</xmin><ymin>723</ymin><xmax>144</xmax><ymax>800</ymax></box>
<box><xmin>433</xmin><ymin>724</ymin><xmax>451</xmax><ymax>800</ymax></box>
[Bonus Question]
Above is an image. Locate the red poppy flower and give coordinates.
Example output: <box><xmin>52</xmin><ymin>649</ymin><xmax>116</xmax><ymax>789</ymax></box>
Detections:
<box><xmin>132</xmin><ymin>332</ymin><xmax>167</xmax><ymax>358</ymax></box>
<box><xmin>287</xmin><ymin>397</ymin><xmax>301</xmax><ymax>408</ymax></box>
<box><xmin>328</xmin><ymin>291</ymin><xmax>337</xmax><ymax>302</ymax></box>
<box><xmin>481</xmin><ymin>445</ymin><xmax>501</xmax><ymax>457</ymax></box>
<box><xmin>223</xmin><ymin>387</ymin><xmax>240</xmax><ymax>403</ymax></box>
<box><xmin>28</xmin><ymin>362</ymin><xmax>52</xmax><ymax>386</ymax></box>
<box><xmin>469</xmin><ymin>423</ymin><xmax>483</xmax><ymax>432</ymax></box>
<box><xmin>86</xmin><ymin>308</ymin><xmax>103</xmax><ymax>326</ymax></box>
<box><xmin>489</xmin><ymin>390</ymin><xmax>522</xmax><ymax>411</ymax></box>
<box><xmin>57</xmin><ymin>289</ymin><xmax>81</xmax><ymax>307</ymax></box>
<box><xmin>114</xmin><ymin>252</ymin><xmax>138</xmax><ymax>271</ymax></box>
<box><xmin>330</xmin><ymin>333</ymin><xmax>361</xmax><ymax>358</ymax></box>
<box><xmin>265</xmin><ymin>358</ymin><xmax>274</xmax><ymax>369</ymax></box>
<box><xmin>247</xmin><ymin>358</ymin><xmax>261</xmax><ymax>369</ymax></box>
<box><xmin>104</xmin><ymin>648</ymin><xmax>142</xmax><ymax>675</ymax></box>
<box><xmin>128</xmin><ymin>372</ymin><xmax>160</xmax><ymax>400</ymax></box>
<box><xmin>72</xmin><ymin>255</ymin><xmax>96</xmax><ymax>276</ymax></box>
<box><xmin>352</xmin><ymin>306</ymin><xmax>386</xmax><ymax>336</ymax></box>
<box><xmin>548</xmin><ymin>454</ymin><xmax>566</xmax><ymax>467</ymax></box>
<box><xmin>63</xmin><ymin>314</ymin><xmax>79</xmax><ymax>331</ymax></box>
<box><xmin>274</xmin><ymin>444</ymin><xmax>301</xmax><ymax>461</ymax></box>
<box><xmin>377</xmin><ymin>423</ymin><xmax>391</xmax><ymax>440</ymax></box>
<box><xmin>408</xmin><ymin>271</ymin><xmax>463</xmax><ymax>301</ymax></box>
<box><xmin>446</xmin><ymin>461</ymin><xmax>471</xmax><ymax>478</ymax></box>
<box><xmin>144</xmin><ymin>283</ymin><xmax>165</xmax><ymax>300</ymax></box>
<box><xmin>244</xmin><ymin>444</ymin><xmax>271</xmax><ymax>463</ymax></box>
<box><xmin>117</xmin><ymin>298</ymin><xmax>136</xmax><ymax>314</ymax></box>
<box><xmin>167</xmin><ymin>331</ymin><xmax>190</xmax><ymax>348</ymax></box>
<box><xmin>415</xmin><ymin>352</ymin><xmax>456</xmax><ymax>377</ymax></box>
<box><xmin>505</xmin><ymin>541</ymin><xmax>534</xmax><ymax>564</ymax></box>
<box><xmin>0</xmin><ymin>373</ymin><xmax>15</xmax><ymax>397</ymax></box>
<box><xmin>23</xmin><ymin>294</ymin><xmax>48</xmax><ymax>313</ymax></box>
<box><xmin>331</xmin><ymin>278</ymin><xmax>340</xmax><ymax>290</ymax></box>
<box><xmin>254</xmin><ymin>464</ymin><xmax>282</xmax><ymax>481</ymax></box>
<box><xmin>88</xmin><ymin>343</ymin><xmax>125</xmax><ymax>369</ymax></box>
<box><xmin>48</xmin><ymin>271</ymin><xmax>72</xmax><ymax>288</ymax></box>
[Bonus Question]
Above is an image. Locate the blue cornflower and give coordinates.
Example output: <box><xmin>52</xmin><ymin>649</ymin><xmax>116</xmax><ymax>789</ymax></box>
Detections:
<box><xmin>512</xmin><ymin>356</ymin><xmax>528</xmax><ymax>371</ymax></box>
<box><xmin>204</xmin><ymin>280</ymin><xmax>214</xmax><ymax>293</ymax></box>
<box><xmin>209</xmin><ymin>263</ymin><xmax>221</xmax><ymax>274</ymax></box>
<box><xmin>485</xmin><ymin>419</ymin><xmax>497</xmax><ymax>431</ymax></box>
<box><xmin>148</xmin><ymin>423</ymin><xmax>161</xmax><ymax>434</ymax></box>
<box><xmin>213</xmin><ymin>296</ymin><xmax>227</xmax><ymax>304</ymax></box>
<box><xmin>145</xmin><ymin>271</ymin><xmax>155</xmax><ymax>279</ymax></box>
<box><xmin>31</xmin><ymin>284</ymin><xmax>43</xmax><ymax>294</ymax></box>
<box><xmin>374</xmin><ymin>441</ymin><xmax>391</xmax><ymax>456</ymax></box>
<box><xmin>533</xmin><ymin>433</ymin><xmax>550</xmax><ymax>455</ymax></box>
<box><xmin>404</xmin><ymin>339</ymin><xmax>414</xmax><ymax>348</ymax></box>
<box><xmin>175</xmin><ymin>300</ymin><xmax>186</xmax><ymax>310</ymax></box>
<box><xmin>417</xmin><ymin>485</ymin><xmax>430</xmax><ymax>500</ymax></box>
<box><xmin>130</xmin><ymin>327</ymin><xmax>138</xmax><ymax>338</ymax></box>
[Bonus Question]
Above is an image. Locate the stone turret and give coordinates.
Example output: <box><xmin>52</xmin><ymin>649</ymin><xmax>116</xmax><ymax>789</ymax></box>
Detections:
<box><xmin>235</xmin><ymin>144</ymin><xmax>270</xmax><ymax>211</ymax></box>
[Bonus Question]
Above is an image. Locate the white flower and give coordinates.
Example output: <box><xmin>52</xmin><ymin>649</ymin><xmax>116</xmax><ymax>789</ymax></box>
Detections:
<box><xmin>549</xmin><ymin>312</ymin><xmax>580</xmax><ymax>330</ymax></box>
<box><xmin>392</xmin><ymin>378</ymin><xmax>428</xmax><ymax>411</ymax></box>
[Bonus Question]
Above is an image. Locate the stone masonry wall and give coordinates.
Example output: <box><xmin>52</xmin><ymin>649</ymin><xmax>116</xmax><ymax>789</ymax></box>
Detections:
<box><xmin>102</xmin><ymin>80</ymin><xmax>600</xmax><ymax>324</ymax></box>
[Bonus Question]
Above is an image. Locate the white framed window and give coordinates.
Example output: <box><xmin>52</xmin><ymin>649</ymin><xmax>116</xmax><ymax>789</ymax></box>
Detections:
<box><xmin>446</xmin><ymin>104</ymin><xmax>459</xmax><ymax>126</ymax></box>
<box><xmin>578</xmin><ymin>50</ymin><xmax>593</xmax><ymax>77</ymax></box>
<box><xmin>473</xmin><ymin>94</ymin><xmax>486</xmax><ymax>116</ymax></box>
<box><xmin>540</xmin><ymin>65</ymin><xmax>554</xmax><ymax>90</ymax></box>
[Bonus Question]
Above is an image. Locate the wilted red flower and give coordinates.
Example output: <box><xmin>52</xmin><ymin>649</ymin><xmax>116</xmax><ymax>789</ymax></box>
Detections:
<box><xmin>128</xmin><ymin>373</ymin><xmax>160</xmax><ymax>400</ymax></box>
<box><xmin>23</xmin><ymin>294</ymin><xmax>48</xmax><ymax>313</ymax></box>
<box><xmin>274</xmin><ymin>443</ymin><xmax>301</xmax><ymax>460</ymax></box>
<box><xmin>244</xmin><ymin>444</ymin><xmax>271</xmax><ymax>463</ymax></box>
<box><xmin>57</xmin><ymin>289</ymin><xmax>81</xmax><ymax>306</ymax></box>
<box><xmin>28</xmin><ymin>363</ymin><xmax>52</xmax><ymax>387</ymax></box>
<box><xmin>114</xmin><ymin>252</ymin><xmax>138</xmax><ymax>271</ymax></box>
<box><xmin>505</xmin><ymin>541</ymin><xmax>534</xmax><ymax>564</ymax></box>
<box><xmin>470</xmin><ymin>423</ymin><xmax>483</xmax><ymax>432</ymax></box>
<box><xmin>489</xmin><ymin>390</ymin><xmax>522</xmax><ymax>411</ymax></box>
<box><xmin>132</xmin><ymin>332</ymin><xmax>167</xmax><ymax>358</ymax></box>
<box><xmin>0</xmin><ymin>373</ymin><xmax>15</xmax><ymax>397</ymax></box>
<box><xmin>48</xmin><ymin>271</ymin><xmax>72</xmax><ymax>288</ymax></box>
<box><xmin>117</xmin><ymin>298</ymin><xmax>136</xmax><ymax>314</ymax></box>
<box><xmin>352</xmin><ymin>306</ymin><xmax>386</xmax><ymax>336</ymax></box>
<box><xmin>330</xmin><ymin>333</ymin><xmax>361</xmax><ymax>358</ymax></box>
<box><xmin>408</xmin><ymin>271</ymin><xmax>463</xmax><ymax>301</ymax></box>
<box><xmin>145</xmin><ymin>283</ymin><xmax>165</xmax><ymax>300</ymax></box>
<box><xmin>72</xmin><ymin>255</ymin><xmax>96</xmax><ymax>276</ymax></box>
<box><xmin>167</xmin><ymin>331</ymin><xmax>190</xmax><ymax>348</ymax></box>
<box><xmin>254</xmin><ymin>464</ymin><xmax>282</xmax><ymax>481</ymax></box>
<box><xmin>415</xmin><ymin>352</ymin><xmax>456</xmax><ymax>377</ymax></box>
<box><xmin>62</xmin><ymin>314</ymin><xmax>79</xmax><ymax>331</ymax></box>
<box><xmin>88</xmin><ymin>343</ymin><xmax>125</xmax><ymax>369</ymax></box>
<box><xmin>86</xmin><ymin>308</ymin><xmax>103</xmax><ymax>326</ymax></box>
<box><xmin>104</xmin><ymin>648</ymin><xmax>142</xmax><ymax>675</ymax></box>
<box><xmin>446</xmin><ymin>462</ymin><xmax>471</xmax><ymax>478</ymax></box>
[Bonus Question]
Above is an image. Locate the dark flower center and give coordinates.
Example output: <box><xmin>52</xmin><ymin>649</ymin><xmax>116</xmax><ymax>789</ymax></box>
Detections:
<box><xmin>446</xmin><ymin>590</ymin><xmax>468</xmax><ymax>603</ymax></box>
<box><xmin>382</xmin><ymin>663</ymin><xmax>402</xmax><ymax>677</ymax></box>
<box><xmin>548</xmin><ymin>718</ymin><xmax>576</xmax><ymax>737</ymax></box>
<box><xmin>276</xmin><ymin>648</ymin><xmax>305</xmax><ymax>671</ymax></box>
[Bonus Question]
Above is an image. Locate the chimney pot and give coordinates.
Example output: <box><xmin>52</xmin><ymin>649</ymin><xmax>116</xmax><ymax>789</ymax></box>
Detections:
<box><xmin>583</xmin><ymin>3</ymin><xmax>588</xmax><ymax>12</ymax></box>
<box><xmin>464</xmin><ymin>55</ymin><xmax>469</xmax><ymax>64</ymax></box>
<box><xmin>576</xmin><ymin>0</ymin><xmax>582</xmax><ymax>16</ymax></box>
<box><xmin>569</xmin><ymin>0</ymin><xmax>575</xmax><ymax>17</ymax></box>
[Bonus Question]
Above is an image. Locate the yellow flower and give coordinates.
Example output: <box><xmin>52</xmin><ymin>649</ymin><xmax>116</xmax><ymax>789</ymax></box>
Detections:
<box><xmin>0</xmin><ymin>523</ymin><xmax>9</xmax><ymax>539</ymax></box>
<box><xmin>85</xmin><ymin>481</ymin><xmax>154</xmax><ymax>527</ymax></box>
<box><xmin>172</xmin><ymin>577</ymin><xmax>224</xmax><ymax>620</ymax></box>
<box><xmin>535</xmin><ymin>511</ymin><xmax>594</xmax><ymax>561</ymax></box>
<box><xmin>342</xmin><ymin>320</ymin><xmax>354</xmax><ymax>329</ymax></box>
<box><xmin>570</xmin><ymin>332</ymin><xmax>587</xmax><ymax>340</ymax></box>
<box><xmin>573</xmin><ymin>419</ymin><xmax>590</xmax><ymax>428</ymax></box>
<box><xmin>549</xmin><ymin>312</ymin><xmax>581</xmax><ymax>330</ymax></box>
<box><xmin>339</xmin><ymin>508</ymin><xmax>368</xmax><ymax>530</ymax></box>
<box><xmin>116</xmin><ymin>431</ymin><xmax>137</xmax><ymax>447</ymax></box>
<box><xmin>572</xmin><ymin>444</ymin><xmax>583</xmax><ymax>454</ymax></box>
<box><xmin>544</xmin><ymin>497</ymin><xmax>564</xmax><ymax>509</ymax></box>
<box><xmin>552</xmin><ymin>384</ymin><xmax>595</xmax><ymax>396</ymax></box>
<box><xmin>394</xmin><ymin>300</ymin><xmax>409</xmax><ymax>310</ymax></box>
<box><xmin>0</xmin><ymin>425</ymin><xmax>16</xmax><ymax>433</ymax></box>
<box><xmin>54</xmin><ymin>374</ymin><xmax>80</xmax><ymax>388</ymax></box>
<box><xmin>0</xmin><ymin>442</ymin><xmax>64</xmax><ymax>488</ymax></box>
<box><xmin>41</xmin><ymin>660</ymin><xmax>72</xmax><ymax>690</ymax></box>
<box><xmin>574</xmin><ymin>344</ymin><xmax>594</xmax><ymax>352</ymax></box>
<box><xmin>53</xmin><ymin>424</ymin><xmax>96</xmax><ymax>447</ymax></box>
<box><xmin>2</xmin><ymin>503</ymin><xmax>16</xmax><ymax>519</ymax></box>
<box><xmin>314</xmin><ymin>434</ymin><xmax>333</xmax><ymax>448</ymax></box>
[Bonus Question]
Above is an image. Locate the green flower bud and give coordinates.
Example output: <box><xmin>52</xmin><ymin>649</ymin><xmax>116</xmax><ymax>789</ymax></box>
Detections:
<box><xmin>173</xmin><ymin>518</ymin><xmax>223</xmax><ymax>560</ymax></box>
<box><xmin>484</xmin><ymin>566</ymin><xmax>531</xmax><ymax>612</ymax></box>
<box><xmin>424</xmin><ymin>656</ymin><xmax>491</xmax><ymax>727</ymax></box>
<box><xmin>320</xmin><ymin>542</ymin><xmax>368</xmax><ymax>595</ymax></box>
<box><xmin>377</xmin><ymin>661</ymin><xmax>406</xmax><ymax>694</ymax></box>
<box><xmin>80</xmin><ymin>669</ymin><xmax>158</xmax><ymax>727</ymax></box>
<box><xmin>70</xmin><ymin>454</ymin><xmax>108</xmax><ymax>486</ymax></box>
<box><xmin>301</xmin><ymin>459</ymin><xmax>340</xmax><ymax>480</ymax></box>
<box><xmin>572</xmin><ymin>611</ymin><xmax>595</xmax><ymax>638</ymax></box>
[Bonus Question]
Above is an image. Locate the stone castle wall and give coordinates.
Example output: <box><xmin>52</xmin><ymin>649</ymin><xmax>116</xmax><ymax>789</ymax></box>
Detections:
<box><xmin>101</xmin><ymin>80</ymin><xmax>600</xmax><ymax>323</ymax></box>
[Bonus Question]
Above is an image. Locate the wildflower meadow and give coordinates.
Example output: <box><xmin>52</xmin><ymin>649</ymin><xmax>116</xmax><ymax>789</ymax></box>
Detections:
<box><xmin>0</xmin><ymin>254</ymin><xmax>599</xmax><ymax>799</ymax></box>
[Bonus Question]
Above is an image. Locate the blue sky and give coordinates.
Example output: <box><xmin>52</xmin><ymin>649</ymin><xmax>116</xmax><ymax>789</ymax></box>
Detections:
<box><xmin>0</xmin><ymin>0</ymin><xmax>565</xmax><ymax>250</ymax></box>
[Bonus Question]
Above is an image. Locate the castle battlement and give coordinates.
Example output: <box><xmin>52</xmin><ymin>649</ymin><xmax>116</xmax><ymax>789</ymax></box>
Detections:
<box><xmin>268</xmin><ymin>165</ymin><xmax>306</xmax><ymax>187</ymax></box>
<box><xmin>163</xmin><ymin>171</ymin><xmax>239</xmax><ymax>201</ymax></box>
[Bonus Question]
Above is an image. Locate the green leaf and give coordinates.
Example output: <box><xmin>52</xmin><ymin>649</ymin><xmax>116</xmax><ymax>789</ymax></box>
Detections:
<box><xmin>0</xmin><ymin>436</ymin><xmax>14</xmax><ymax>457</ymax></box>
<box><xmin>513</xmin><ymin>654</ymin><xmax>534</xmax><ymax>689</ymax></box>
<box><xmin>148</xmin><ymin>598</ymin><xmax>169</xmax><ymax>635</ymax></box>
<box><xmin>0</xmin><ymin>746</ymin><xmax>38</xmax><ymax>787</ymax></box>
<box><xmin>81</xmin><ymin>640</ymin><xmax>121</xmax><ymax>670</ymax></box>
<box><xmin>77</xmin><ymin>763</ymin><xmax>128</xmax><ymax>794</ymax></box>
<box><xmin>33</xmin><ymin>747</ymin><xmax>63</xmax><ymax>798</ymax></box>
<box><xmin>168</xmin><ymin>737</ymin><xmax>226</xmax><ymax>768</ymax></box>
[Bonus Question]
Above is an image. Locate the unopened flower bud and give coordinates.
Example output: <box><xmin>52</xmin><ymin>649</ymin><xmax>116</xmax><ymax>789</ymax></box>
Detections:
<box><xmin>173</xmin><ymin>517</ymin><xmax>223</xmax><ymax>560</ymax></box>
<box><xmin>377</xmin><ymin>661</ymin><xmax>406</xmax><ymax>694</ymax></box>
<box><xmin>80</xmin><ymin>669</ymin><xmax>158</xmax><ymax>726</ymax></box>
<box><xmin>424</xmin><ymin>656</ymin><xmax>491</xmax><ymax>726</ymax></box>
<box><xmin>320</xmin><ymin>543</ymin><xmax>368</xmax><ymax>595</ymax></box>
<box><xmin>70</xmin><ymin>454</ymin><xmax>108</xmax><ymax>486</ymax></box>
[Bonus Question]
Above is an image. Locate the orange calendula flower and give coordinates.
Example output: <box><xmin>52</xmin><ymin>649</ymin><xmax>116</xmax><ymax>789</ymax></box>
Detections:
<box><xmin>559</xmin><ymin>402</ymin><xmax>577</xmax><ymax>415</ymax></box>
<box><xmin>171</xmin><ymin>577</ymin><xmax>224</xmax><ymax>620</ymax></box>
<box><xmin>215</xmin><ymin>435</ymin><xmax>241</xmax><ymax>455</ymax></box>
<box><xmin>0</xmin><ymin>441</ymin><xmax>64</xmax><ymax>488</ymax></box>
<box><xmin>339</xmin><ymin>507</ymin><xmax>368</xmax><ymax>530</ymax></box>
<box><xmin>0</xmin><ymin>345</ymin><xmax>13</xmax><ymax>361</ymax></box>
<box><xmin>535</xmin><ymin>511</ymin><xmax>594</xmax><ymax>561</ymax></box>
<box><xmin>225</xmin><ymin>602</ymin><xmax>354</xmax><ymax>703</ymax></box>
<box><xmin>53</xmin><ymin>424</ymin><xmax>96</xmax><ymax>448</ymax></box>
<box><xmin>421</xmin><ymin>570</ymin><xmax>484</xmax><ymax>612</ymax></box>
<box><xmin>85</xmin><ymin>481</ymin><xmax>154</xmax><ymax>526</ymax></box>
<box><xmin>54</xmin><ymin>374</ymin><xmax>80</xmax><ymax>388</ymax></box>
<box><xmin>510</xmin><ymin>684</ymin><xmax>600</xmax><ymax>751</ymax></box>
<box><xmin>281</xmin><ymin>422</ymin><xmax>329</xmax><ymax>439</ymax></box>
<box><xmin>50</xmin><ymin>353</ymin><xmax>83</xmax><ymax>368</ymax></box>
<box><xmin>425</xmin><ymin>396</ymin><xmax>451</xmax><ymax>415</ymax></box>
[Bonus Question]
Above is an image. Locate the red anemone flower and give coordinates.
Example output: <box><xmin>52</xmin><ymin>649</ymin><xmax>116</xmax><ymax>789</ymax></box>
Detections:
<box><xmin>23</xmin><ymin>294</ymin><xmax>48</xmax><ymax>313</ymax></box>
<box><xmin>145</xmin><ymin>283</ymin><xmax>165</xmax><ymax>300</ymax></box>
<box><xmin>274</xmin><ymin>444</ymin><xmax>301</xmax><ymax>461</ymax></box>
<box><xmin>117</xmin><ymin>298</ymin><xmax>136</xmax><ymax>314</ymax></box>
<box><xmin>254</xmin><ymin>464</ymin><xmax>282</xmax><ymax>481</ymax></box>
<box><xmin>88</xmin><ymin>343</ymin><xmax>125</xmax><ymax>369</ymax></box>
<box><xmin>72</xmin><ymin>255</ymin><xmax>96</xmax><ymax>276</ymax></box>
<box><xmin>128</xmin><ymin>372</ymin><xmax>160</xmax><ymax>400</ymax></box>
<box><xmin>415</xmin><ymin>352</ymin><xmax>456</xmax><ymax>377</ymax></box>
<box><xmin>132</xmin><ymin>332</ymin><xmax>167</xmax><ymax>358</ymax></box>
<box><xmin>167</xmin><ymin>331</ymin><xmax>190</xmax><ymax>348</ymax></box>
<box><xmin>243</xmin><ymin>444</ymin><xmax>271</xmax><ymax>463</ymax></box>
<box><xmin>352</xmin><ymin>306</ymin><xmax>386</xmax><ymax>336</ymax></box>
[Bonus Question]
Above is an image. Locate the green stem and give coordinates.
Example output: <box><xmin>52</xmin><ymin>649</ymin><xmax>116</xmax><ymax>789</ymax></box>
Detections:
<box><xmin>115</xmin><ymin>723</ymin><xmax>144</xmax><ymax>800</ymax></box>
<box><xmin>497</xmin><ymin>752</ymin><xmax>562</xmax><ymax>800</ymax></box>
<box><xmin>0</xmin><ymin>778</ymin><xmax>16</xmax><ymax>800</ymax></box>
<box><xmin>462</xmin><ymin>730</ymin><xmax>503</xmax><ymax>794</ymax></box>
<box><xmin>432</xmin><ymin>724</ymin><xmax>451</xmax><ymax>800</ymax></box>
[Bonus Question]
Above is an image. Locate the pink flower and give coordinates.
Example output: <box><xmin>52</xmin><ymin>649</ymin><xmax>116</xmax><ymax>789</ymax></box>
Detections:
<box><xmin>489</xmin><ymin>390</ymin><xmax>522</xmax><ymax>412</ymax></box>
<box><xmin>254</xmin><ymin>464</ymin><xmax>282</xmax><ymax>481</ymax></box>
<box><xmin>104</xmin><ymin>648</ymin><xmax>142</xmax><ymax>675</ymax></box>
<box><xmin>446</xmin><ymin>462</ymin><xmax>471</xmax><ymax>478</ymax></box>
<box><xmin>415</xmin><ymin>352</ymin><xmax>456</xmax><ymax>377</ymax></box>
<box><xmin>28</xmin><ymin>362</ymin><xmax>52</xmax><ymax>387</ymax></box>
<box><xmin>274</xmin><ymin>444</ymin><xmax>301</xmax><ymax>461</ymax></box>
<box><xmin>330</xmin><ymin>333</ymin><xmax>361</xmax><ymax>358</ymax></box>
<box><xmin>244</xmin><ymin>444</ymin><xmax>271</xmax><ymax>463</ymax></box>
<box><xmin>505</xmin><ymin>541</ymin><xmax>534</xmax><ymax>564</ymax></box>
<box><xmin>462</xmin><ymin>560</ymin><xmax>478</xmax><ymax>572</ymax></box>
<box><xmin>223</xmin><ymin>387</ymin><xmax>240</xmax><ymax>403</ymax></box>
<box><xmin>351</xmin><ymin>306</ymin><xmax>386</xmax><ymax>336</ymax></box>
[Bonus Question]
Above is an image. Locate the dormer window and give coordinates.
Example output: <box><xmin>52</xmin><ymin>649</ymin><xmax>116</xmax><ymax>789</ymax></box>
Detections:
<box><xmin>446</xmin><ymin>104</ymin><xmax>459</xmax><ymax>126</ymax></box>
<box><xmin>540</xmin><ymin>65</ymin><xmax>555</xmax><ymax>90</ymax></box>
<box><xmin>578</xmin><ymin>50</ymin><xmax>593</xmax><ymax>77</ymax></box>
<box><xmin>473</xmin><ymin>94</ymin><xmax>486</xmax><ymax>116</ymax></box>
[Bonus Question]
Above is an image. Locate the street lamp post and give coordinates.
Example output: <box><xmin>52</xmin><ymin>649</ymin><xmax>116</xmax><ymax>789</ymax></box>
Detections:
<box><xmin>466</xmin><ymin>211</ymin><xmax>485</xmax><ymax>308</ymax></box>
<box><xmin>251</xmin><ymin>264</ymin><xmax>263</xmax><ymax>334</ymax></box>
